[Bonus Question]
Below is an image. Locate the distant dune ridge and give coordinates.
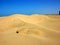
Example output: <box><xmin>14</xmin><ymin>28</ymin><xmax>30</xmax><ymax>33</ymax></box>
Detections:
<box><xmin>0</xmin><ymin>14</ymin><xmax>60</xmax><ymax>45</ymax></box>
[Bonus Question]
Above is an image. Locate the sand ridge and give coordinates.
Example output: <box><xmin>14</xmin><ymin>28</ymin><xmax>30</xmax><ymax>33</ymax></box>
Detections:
<box><xmin>0</xmin><ymin>14</ymin><xmax>60</xmax><ymax>45</ymax></box>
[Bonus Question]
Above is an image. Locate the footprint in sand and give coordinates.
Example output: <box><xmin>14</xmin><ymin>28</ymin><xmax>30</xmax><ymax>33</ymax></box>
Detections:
<box><xmin>16</xmin><ymin>27</ymin><xmax>45</xmax><ymax>39</ymax></box>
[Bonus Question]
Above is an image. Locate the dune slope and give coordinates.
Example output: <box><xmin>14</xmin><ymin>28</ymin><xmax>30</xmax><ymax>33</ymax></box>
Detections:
<box><xmin>0</xmin><ymin>14</ymin><xmax>60</xmax><ymax>45</ymax></box>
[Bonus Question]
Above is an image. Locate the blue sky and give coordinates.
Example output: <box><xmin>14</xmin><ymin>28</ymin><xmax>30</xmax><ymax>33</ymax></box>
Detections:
<box><xmin>0</xmin><ymin>0</ymin><xmax>60</xmax><ymax>16</ymax></box>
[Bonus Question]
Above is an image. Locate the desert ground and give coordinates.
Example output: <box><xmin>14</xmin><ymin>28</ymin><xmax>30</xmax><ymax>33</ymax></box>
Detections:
<box><xmin>0</xmin><ymin>14</ymin><xmax>60</xmax><ymax>45</ymax></box>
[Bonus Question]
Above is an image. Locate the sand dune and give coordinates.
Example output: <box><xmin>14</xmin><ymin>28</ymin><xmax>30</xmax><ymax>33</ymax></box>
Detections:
<box><xmin>0</xmin><ymin>14</ymin><xmax>60</xmax><ymax>45</ymax></box>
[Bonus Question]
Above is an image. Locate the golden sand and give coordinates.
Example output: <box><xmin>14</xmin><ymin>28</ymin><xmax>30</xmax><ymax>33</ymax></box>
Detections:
<box><xmin>0</xmin><ymin>14</ymin><xmax>60</xmax><ymax>45</ymax></box>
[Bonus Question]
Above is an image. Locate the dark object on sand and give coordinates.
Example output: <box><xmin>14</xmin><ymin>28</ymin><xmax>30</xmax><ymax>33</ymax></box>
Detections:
<box><xmin>16</xmin><ymin>31</ymin><xmax>19</xmax><ymax>33</ymax></box>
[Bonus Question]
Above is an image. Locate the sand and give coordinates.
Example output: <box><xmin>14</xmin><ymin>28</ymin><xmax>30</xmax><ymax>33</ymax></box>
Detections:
<box><xmin>0</xmin><ymin>14</ymin><xmax>60</xmax><ymax>45</ymax></box>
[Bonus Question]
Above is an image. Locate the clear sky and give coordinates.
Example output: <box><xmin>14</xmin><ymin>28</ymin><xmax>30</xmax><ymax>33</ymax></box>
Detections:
<box><xmin>0</xmin><ymin>0</ymin><xmax>60</xmax><ymax>16</ymax></box>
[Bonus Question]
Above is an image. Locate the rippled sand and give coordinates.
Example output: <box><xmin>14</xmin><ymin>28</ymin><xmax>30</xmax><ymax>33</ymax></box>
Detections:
<box><xmin>0</xmin><ymin>14</ymin><xmax>60</xmax><ymax>45</ymax></box>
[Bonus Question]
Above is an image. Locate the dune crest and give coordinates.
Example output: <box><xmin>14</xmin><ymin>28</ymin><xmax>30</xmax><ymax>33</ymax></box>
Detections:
<box><xmin>0</xmin><ymin>14</ymin><xmax>60</xmax><ymax>45</ymax></box>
